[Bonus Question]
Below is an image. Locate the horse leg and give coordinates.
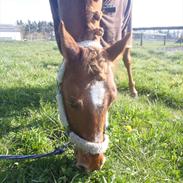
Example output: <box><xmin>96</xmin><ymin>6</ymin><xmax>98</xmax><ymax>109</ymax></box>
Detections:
<box><xmin>123</xmin><ymin>48</ymin><xmax>138</xmax><ymax>97</ymax></box>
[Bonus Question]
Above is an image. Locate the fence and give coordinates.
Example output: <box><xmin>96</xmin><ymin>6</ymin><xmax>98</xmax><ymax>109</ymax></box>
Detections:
<box><xmin>133</xmin><ymin>26</ymin><xmax>183</xmax><ymax>46</ymax></box>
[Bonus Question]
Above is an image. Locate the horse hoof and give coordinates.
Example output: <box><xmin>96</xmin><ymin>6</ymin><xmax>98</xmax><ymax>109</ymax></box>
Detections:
<box><xmin>130</xmin><ymin>89</ymin><xmax>138</xmax><ymax>98</ymax></box>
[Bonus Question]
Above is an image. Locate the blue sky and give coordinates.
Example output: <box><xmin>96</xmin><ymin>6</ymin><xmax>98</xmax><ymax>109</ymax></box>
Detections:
<box><xmin>0</xmin><ymin>0</ymin><xmax>183</xmax><ymax>27</ymax></box>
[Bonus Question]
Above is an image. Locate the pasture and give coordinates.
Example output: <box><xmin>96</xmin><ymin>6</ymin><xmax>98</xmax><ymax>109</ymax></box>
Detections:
<box><xmin>0</xmin><ymin>41</ymin><xmax>183</xmax><ymax>182</ymax></box>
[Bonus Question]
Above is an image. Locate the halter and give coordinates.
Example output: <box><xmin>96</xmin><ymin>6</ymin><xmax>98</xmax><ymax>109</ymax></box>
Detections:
<box><xmin>56</xmin><ymin>40</ymin><xmax>109</xmax><ymax>155</ymax></box>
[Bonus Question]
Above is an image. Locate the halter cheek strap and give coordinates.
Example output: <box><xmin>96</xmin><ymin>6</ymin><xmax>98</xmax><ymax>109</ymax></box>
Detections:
<box><xmin>56</xmin><ymin>40</ymin><xmax>109</xmax><ymax>155</ymax></box>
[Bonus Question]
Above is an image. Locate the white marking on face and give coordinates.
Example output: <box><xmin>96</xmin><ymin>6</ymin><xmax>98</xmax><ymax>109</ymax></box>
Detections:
<box><xmin>90</xmin><ymin>81</ymin><xmax>105</xmax><ymax>109</ymax></box>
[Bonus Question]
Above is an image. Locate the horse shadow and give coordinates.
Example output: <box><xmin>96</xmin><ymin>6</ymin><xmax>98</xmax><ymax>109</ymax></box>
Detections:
<box><xmin>0</xmin><ymin>84</ymin><xmax>56</xmax><ymax>114</ymax></box>
<box><xmin>0</xmin><ymin>84</ymin><xmax>57</xmax><ymax>137</ymax></box>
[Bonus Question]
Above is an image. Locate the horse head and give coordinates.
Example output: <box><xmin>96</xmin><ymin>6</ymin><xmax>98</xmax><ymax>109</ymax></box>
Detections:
<box><xmin>57</xmin><ymin>21</ymin><xmax>130</xmax><ymax>172</ymax></box>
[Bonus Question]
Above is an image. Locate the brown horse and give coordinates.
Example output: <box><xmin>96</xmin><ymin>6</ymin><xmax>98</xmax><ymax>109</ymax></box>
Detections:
<box><xmin>50</xmin><ymin>0</ymin><xmax>137</xmax><ymax>171</ymax></box>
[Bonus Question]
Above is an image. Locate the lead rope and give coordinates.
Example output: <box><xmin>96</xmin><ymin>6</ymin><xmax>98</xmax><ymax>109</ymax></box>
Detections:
<box><xmin>0</xmin><ymin>143</ymin><xmax>70</xmax><ymax>160</ymax></box>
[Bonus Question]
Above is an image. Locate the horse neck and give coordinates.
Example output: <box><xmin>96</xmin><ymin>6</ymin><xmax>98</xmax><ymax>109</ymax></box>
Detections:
<box><xmin>59</xmin><ymin>0</ymin><xmax>103</xmax><ymax>43</ymax></box>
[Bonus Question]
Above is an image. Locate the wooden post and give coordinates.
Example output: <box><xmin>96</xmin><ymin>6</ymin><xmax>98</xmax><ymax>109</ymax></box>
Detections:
<box><xmin>140</xmin><ymin>33</ymin><xmax>143</xmax><ymax>46</ymax></box>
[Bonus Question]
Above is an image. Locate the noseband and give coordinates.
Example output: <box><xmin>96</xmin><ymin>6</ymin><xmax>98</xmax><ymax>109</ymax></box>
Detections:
<box><xmin>56</xmin><ymin>40</ymin><xmax>109</xmax><ymax>155</ymax></box>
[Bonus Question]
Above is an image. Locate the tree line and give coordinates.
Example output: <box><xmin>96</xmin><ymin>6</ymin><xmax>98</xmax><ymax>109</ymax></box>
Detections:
<box><xmin>16</xmin><ymin>20</ymin><xmax>54</xmax><ymax>40</ymax></box>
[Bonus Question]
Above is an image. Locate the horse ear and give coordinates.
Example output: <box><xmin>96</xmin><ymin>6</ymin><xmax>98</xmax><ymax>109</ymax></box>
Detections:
<box><xmin>59</xmin><ymin>21</ymin><xmax>81</xmax><ymax>60</ymax></box>
<box><xmin>102</xmin><ymin>33</ymin><xmax>131</xmax><ymax>61</ymax></box>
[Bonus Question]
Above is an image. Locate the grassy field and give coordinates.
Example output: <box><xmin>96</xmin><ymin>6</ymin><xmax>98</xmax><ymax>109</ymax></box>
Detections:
<box><xmin>0</xmin><ymin>40</ymin><xmax>183</xmax><ymax>183</ymax></box>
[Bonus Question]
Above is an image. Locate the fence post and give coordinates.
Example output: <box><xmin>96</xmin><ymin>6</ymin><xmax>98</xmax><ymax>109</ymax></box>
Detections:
<box><xmin>140</xmin><ymin>33</ymin><xmax>143</xmax><ymax>46</ymax></box>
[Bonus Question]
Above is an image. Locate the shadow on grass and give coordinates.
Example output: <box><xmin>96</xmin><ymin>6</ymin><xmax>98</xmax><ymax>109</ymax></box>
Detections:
<box><xmin>0</xmin><ymin>118</ymin><xmax>42</xmax><ymax>138</ymax></box>
<box><xmin>117</xmin><ymin>85</ymin><xmax>183</xmax><ymax>110</ymax></box>
<box><xmin>0</xmin><ymin>84</ymin><xmax>57</xmax><ymax>137</ymax></box>
<box><xmin>0</xmin><ymin>84</ymin><xmax>56</xmax><ymax>118</ymax></box>
<box><xmin>0</xmin><ymin>155</ymin><xmax>87</xmax><ymax>182</ymax></box>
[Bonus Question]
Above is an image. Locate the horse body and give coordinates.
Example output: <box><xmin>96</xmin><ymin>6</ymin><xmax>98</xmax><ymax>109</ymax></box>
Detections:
<box><xmin>50</xmin><ymin>0</ymin><xmax>137</xmax><ymax>171</ymax></box>
<box><xmin>50</xmin><ymin>0</ymin><xmax>132</xmax><ymax>50</ymax></box>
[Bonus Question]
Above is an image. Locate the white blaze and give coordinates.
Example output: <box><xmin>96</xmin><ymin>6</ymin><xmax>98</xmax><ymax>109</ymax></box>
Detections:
<box><xmin>90</xmin><ymin>81</ymin><xmax>105</xmax><ymax>108</ymax></box>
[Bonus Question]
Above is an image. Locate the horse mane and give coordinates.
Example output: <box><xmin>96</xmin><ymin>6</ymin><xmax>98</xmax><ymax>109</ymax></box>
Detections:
<box><xmin>85</xmin><ymin>0</ymin><xmax>103</xmax><ymax>40</ymax></box>
<box><xmin>83</xmin><ymin>0</ymin><xmax>106</xmax><ymax>80</ymax></box>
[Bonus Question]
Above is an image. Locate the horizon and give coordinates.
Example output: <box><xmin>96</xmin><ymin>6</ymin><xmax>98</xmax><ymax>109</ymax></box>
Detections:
<box><xmin>0</xmin><ymin>0</ymin><xmax>183</xmax><ymax>28</ymax></box>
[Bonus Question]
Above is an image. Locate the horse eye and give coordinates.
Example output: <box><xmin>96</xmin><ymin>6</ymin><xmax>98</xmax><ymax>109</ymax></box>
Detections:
<box><xmin>68</xmin><ymin>97</ymin><xmax>83</xmax><ymax>109</ymax></box>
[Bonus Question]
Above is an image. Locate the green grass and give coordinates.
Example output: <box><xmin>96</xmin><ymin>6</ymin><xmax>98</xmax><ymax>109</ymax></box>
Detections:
<box><xmin>0</xmin><ymin>40</ymin><xmax>183</xmax><ymax>183</ymax></box>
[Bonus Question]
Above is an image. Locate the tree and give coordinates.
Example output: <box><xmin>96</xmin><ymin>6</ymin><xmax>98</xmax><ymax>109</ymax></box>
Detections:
<box><xmin>16</xmin><ymin>20</ymin><xmax>54</xmax><ymax>40</ymax></box>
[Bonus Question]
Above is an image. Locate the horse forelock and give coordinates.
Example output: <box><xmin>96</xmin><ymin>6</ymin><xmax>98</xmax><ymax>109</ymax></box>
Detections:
<box><xmin>81</xmin><ymin>47</ymin><xmax>108</xmax><ymax>81</ymax></box>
